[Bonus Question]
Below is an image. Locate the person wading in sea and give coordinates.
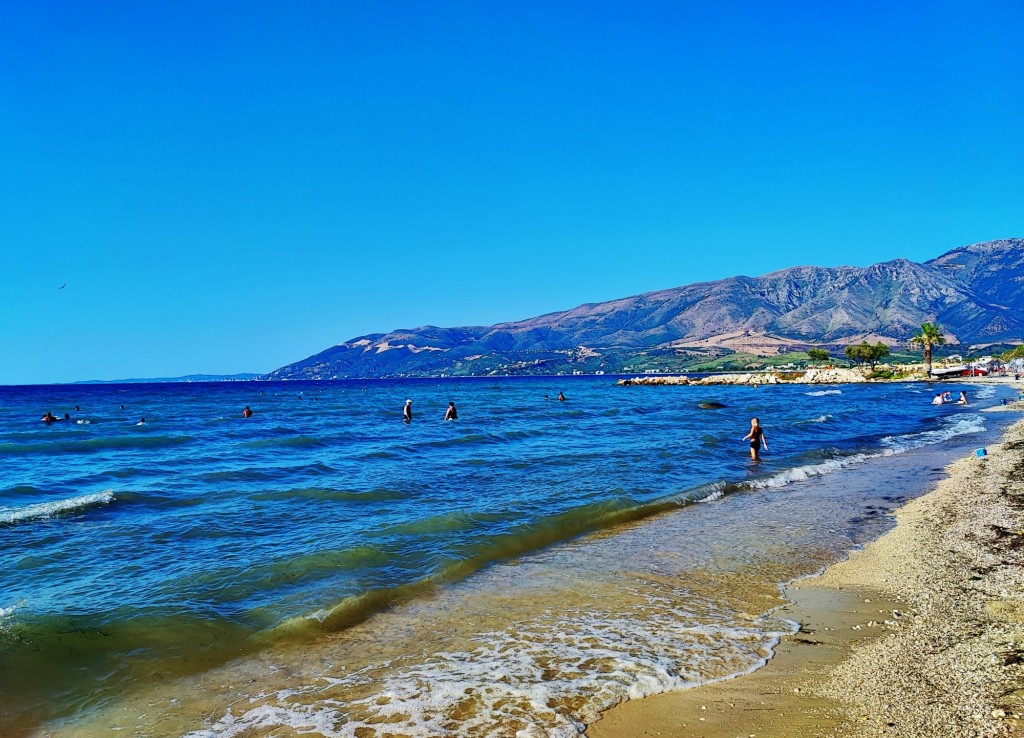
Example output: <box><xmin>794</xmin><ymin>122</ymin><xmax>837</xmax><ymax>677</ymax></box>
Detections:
<box><xmin>403</xmin><ymin>399</ymin><xmax>413</xmax><ymax>423</ymax></box>
<box><xmin>742</xmin><ymin>417</ymin><xmax>768</xmax><ymax>460</ymax></box>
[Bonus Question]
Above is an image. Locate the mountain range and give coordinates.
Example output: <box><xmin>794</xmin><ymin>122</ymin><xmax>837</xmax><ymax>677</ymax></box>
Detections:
<box><xmin>267</xmin><ymin>238</ymin><xmax>1024</xmax><ymax>379</ymax></box>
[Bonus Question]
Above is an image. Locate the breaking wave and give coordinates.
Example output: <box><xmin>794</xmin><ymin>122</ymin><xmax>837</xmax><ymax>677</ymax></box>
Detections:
<box><xmin>0</xmin><ymin>491</ymin><xmax>115</xmax><ymax>525</ymax></box>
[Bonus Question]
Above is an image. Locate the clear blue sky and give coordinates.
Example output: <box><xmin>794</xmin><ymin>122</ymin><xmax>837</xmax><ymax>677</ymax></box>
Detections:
<box><xmin>2</xmin><ymin>1</ymin><xmax>1021</xmax><ymax>384</ymax></box>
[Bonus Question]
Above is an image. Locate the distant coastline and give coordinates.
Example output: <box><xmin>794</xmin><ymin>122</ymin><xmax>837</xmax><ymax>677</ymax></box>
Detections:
<box><xmin>73</xmin><ymin>372</ymin><xmax>261</xmax><ymax>385</ymax></box>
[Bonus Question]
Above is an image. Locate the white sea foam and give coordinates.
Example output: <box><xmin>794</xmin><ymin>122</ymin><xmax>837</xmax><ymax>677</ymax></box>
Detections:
<box><xmin>749</xmin><ymin>412</ymin><xmax>986</xmax><ymax>492</ymax></box>
<box><xmin>804</xmin><ymin>389</ymin><xmax>842</xmax><ymax>396</ymax></box>
<box><xmin>973</xmin><ymin>385</ymin><xmax>997</xmax><ymax>400</ymax></box>
<box><xmin>747</xmin><ymin>452</ymin><xmax>878</xmax><ymax>490</ymax></box>
<box><xmin>881</xmin><ymin>413</ymin><xmax>985</xmax><ymax>453</ymax></box>
<box><xmin>695</xmin><ymin>482</ymin><xmax>726</xmax><ymax>504</ymax></box>
<box><xmin>184</xmin><ymin>584</ymin><xmax>790</xmax><ymax>738</ymax></box>
<box><xmin>0</xmin><ymin>600</ymin><xmax>23</xmax><ymax>620</ymax></box>
<box><xmin>0</xmin><ymin>599</ymin><xmax>26</xmax><ymax>635</ymax></box>
<box><xmin>801</xmin><ymin>414</ymin><xmax>833</xmax><ymax>424</ymax></box>
<box><xmin>0</xmin><ymin>491</ymin><xmax>115</xmax><ymax>525</ymax></box>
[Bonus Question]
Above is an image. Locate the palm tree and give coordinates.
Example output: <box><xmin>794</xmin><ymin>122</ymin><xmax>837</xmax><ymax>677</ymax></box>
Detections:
<box><xmin>909</xmin><ymin>322</ymin><xmax>947</xmax><ymax>376</ymax></box>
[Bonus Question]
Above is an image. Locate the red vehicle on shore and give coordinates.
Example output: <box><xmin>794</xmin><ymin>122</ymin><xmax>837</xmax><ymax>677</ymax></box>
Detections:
<box><xmin>932</xmin><ymin>363</ymin><xmax>990</xmax><ymax>378</ymax></box>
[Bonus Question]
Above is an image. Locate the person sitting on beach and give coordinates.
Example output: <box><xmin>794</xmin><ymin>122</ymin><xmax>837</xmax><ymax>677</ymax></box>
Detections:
<box><xmin>41</xmin><ymin>411</ymin><xmax>57</xmax><ymax>423</ymax></box>
<box><xmin>932</xmin><ymin>393</ymin><xmax>945</xmax><ymax>405</ymax></box>
<box><xmin>742</xmin><ymin>417</ymin><xmax>768</xmax><ymax>460</ymax></box>
<box><xmin>957</xmin><ymin>391</ymin><xmax>968</xmax><ymax>405</ymax></box>
<box><xmin>403</xmin><ymin>399</ymin><xmax>412</xmax><ymax>423</ymax></box>
<box><xmin>444</xmin><ymin>402</ymin><xmax>458</xmax><ymax>421</ymax></box>
<box><xmin>242</xmin><ymin>406</ymin><xmax>253</xmax><ymax>418</ymax></box>
<box><xmin>557</xmin><ymin>392</ymin><xmax>566</xmax><ymax>402</ymax></box>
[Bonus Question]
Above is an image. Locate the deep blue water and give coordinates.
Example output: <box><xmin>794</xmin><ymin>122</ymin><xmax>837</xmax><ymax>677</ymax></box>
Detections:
<box><xmin>0</xmin><ymin>375</ymin><xmax>1004</xmax><ymax>732</ymax></box>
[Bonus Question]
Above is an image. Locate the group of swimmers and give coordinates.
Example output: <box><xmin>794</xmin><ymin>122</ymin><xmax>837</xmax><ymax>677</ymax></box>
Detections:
<box><xmin>42</xmin><ymin>394</ymin><xmax>567</xmax><ymax>426</ymax></box>
<box><xmin>39</xmin><ymin>393</ymin><xmax>781</xmax><ymax>468</ymax></box>
<box><xmin>39</xmin><ymin>411</ymin><xmax>70</xmax><ymax>423</ymax></box>
<box><xmin>400</xmin><ymin>392</ymin><xmax>568</xmax><ymax>423</ymax></box>
<box><xmin>41</xmin><ymin>410</ymin><xmax>145</xmax><ymax>425</ymax></box>
<box><xmin>239</xmin><ymin>400</ymin><xmax>468</xmax><ymax>424</ymax></box>
<box><xmin>931</xmin><ymin>390</ymin><xmax>968</xmax><ymax>406</ymax></box>
<box><xmin>40</xmin><ymin>394</ymin><xmax>776</xmax><ymax>464</ymax></box>
<box><xmin>400</xmin><ymin>400</ymin><xmax>460</xmax><ymax>424</ymax></box>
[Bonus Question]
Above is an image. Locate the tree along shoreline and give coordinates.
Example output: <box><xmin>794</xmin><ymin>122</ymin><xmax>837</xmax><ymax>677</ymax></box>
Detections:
<box><xmin>615</xmin><ymin>365</ymin><xmax>1003</xmax><ymax>387</ymax></box>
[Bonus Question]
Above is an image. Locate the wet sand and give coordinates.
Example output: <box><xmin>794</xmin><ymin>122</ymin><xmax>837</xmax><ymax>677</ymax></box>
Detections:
<box><xmin>589</xmin><ymin>408</ymin><xmax>1024</xmax><ymax>738</ymax></box>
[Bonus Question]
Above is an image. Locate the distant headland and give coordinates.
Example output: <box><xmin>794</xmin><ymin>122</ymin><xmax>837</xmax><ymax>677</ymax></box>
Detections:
<box><xmin>74</xmin><ymin>373</ymin><xmax>261</xmax><ymax>385</ymax></box>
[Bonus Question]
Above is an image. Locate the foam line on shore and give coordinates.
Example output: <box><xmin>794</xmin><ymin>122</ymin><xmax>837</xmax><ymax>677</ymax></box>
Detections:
<box><xmin>766</xmin><ymin>412</ymin><xmax>984</xmax><ymax>488</ymax></box>
<box><xmin>589</xmin><ymin>415</ymin><xmax>1024</xmax><ymax>738</ymax></box>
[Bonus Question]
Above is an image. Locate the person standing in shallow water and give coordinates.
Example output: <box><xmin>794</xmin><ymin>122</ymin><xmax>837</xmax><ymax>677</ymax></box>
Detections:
<box><xmin>743</xmin><ymin>417</ymin><xmax>767</xmax><ymax>460</ymax></box>
<box><xmin>403</xmin><ymin>399</ymin><xmax>412</xmax><ymax>423</ymax></box>
<box><xmin>444</xmin><ymin>402</ymin><xmax>458</xmax><ymax>421</ymax></box>
<box><xmin>242</xmin><ymin>406</ymin><xmax>253</xmax><ymax>418</ymax></box>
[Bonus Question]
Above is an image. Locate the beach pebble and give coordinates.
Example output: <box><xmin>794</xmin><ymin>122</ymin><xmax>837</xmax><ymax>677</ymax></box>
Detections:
<box><xmin>993</xmin><ymin>709</ymin><xmax>1007</xmax><ymax>718</ymax></box>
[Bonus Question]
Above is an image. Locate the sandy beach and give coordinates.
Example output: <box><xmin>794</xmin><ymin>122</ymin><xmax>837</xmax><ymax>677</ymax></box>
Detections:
<box><xmin>589</xmin><ymin>402</ymin><xmax>1024</xmax><ymax>738</ymax></box>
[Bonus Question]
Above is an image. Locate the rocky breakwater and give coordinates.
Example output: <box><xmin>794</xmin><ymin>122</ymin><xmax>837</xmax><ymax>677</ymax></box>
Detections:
<box><xmin>618</xmin><ymin>367</ymin><xmax>869</xmax><ymax>386</ymax></box>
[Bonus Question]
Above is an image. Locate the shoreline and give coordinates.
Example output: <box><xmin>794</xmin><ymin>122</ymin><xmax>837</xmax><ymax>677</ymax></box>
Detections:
<box><xmin>588</xmin><ymin>408</ymin><xmax>1024</xmax><ymax>738</ymax></box>
<box><xmin>618</xmin><ymin>370</ymin><xmax>1024</xmax><ymax>387</ymax></box>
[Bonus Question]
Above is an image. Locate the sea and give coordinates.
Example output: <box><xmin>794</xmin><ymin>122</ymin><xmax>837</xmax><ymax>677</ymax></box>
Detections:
<box><xmin>0</xmin><ymin>376</ymin><xmax>1017</xmax><ymax>737</ymax></box>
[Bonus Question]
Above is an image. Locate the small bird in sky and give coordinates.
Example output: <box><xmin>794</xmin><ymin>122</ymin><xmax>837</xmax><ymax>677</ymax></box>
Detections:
<box><xmin>59</xmin><ymin>283</ymin><xmax>66</xmax><ymax>289</ymax></box>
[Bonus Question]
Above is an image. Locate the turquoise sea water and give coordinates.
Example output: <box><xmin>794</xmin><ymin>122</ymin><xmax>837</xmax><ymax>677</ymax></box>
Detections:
<box><xmin>0</xmin><ymin>376</ymin><xmax>1012</xmax><ymax>736</ymax></box>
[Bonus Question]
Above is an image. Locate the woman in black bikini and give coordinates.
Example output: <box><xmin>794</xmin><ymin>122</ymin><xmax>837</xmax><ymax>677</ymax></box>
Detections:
<box><xmin>742</xmin><ymin>417</ymin><xmax>767</xmax><ymax>460</ymax></box>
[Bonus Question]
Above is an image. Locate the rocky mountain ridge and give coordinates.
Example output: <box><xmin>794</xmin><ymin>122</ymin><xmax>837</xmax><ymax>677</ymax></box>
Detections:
<box><xmin>267</xmin><ymin>239</ymin><xmax>1024</xmax><ymax>379</ymax></box>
